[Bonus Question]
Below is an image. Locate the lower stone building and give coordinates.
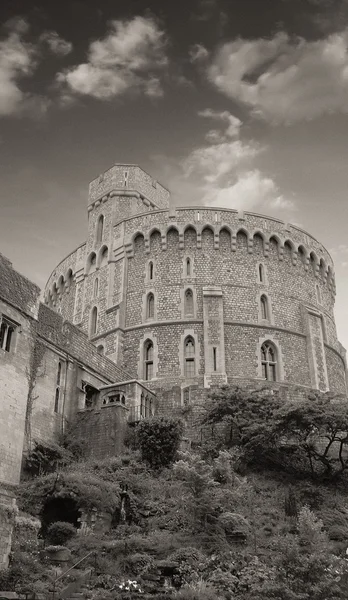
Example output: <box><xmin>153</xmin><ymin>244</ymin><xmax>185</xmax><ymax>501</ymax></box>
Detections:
<box><xmin>0</xmin><ymin>253</ymin><xmax>153</xmax><ymax>568</ymax></box>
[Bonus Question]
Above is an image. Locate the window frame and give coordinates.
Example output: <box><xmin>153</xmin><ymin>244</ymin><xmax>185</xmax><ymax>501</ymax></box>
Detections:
<box><xmin>184</xmin><ymin>288</ymin><xmax>194</xmax><ymax>317</ymax></box>
<box><xmin>96</xmin><ymin>215</ymin><xmax>104</xmax><ymax>244</ymax></box>
<box><xmin>90</xmin><ymin>306</ymin><xmax>98</xmax><ymax>336</ymax></box>
<box><xmin>146</xmin><ymin>293</ymin><xmax>155</xmax><ymax>320</ymax></box>
<box><xmin>184</xmin><ymin>336</ymin><xmax>196</xmax><ymax>379</ymax></box>
<box><xmin>144</xmin><ymin>340</ymin><xmax>154</xmax><ymax>381</ymax></box>
<box><xmin>54</xmin><ymin>360</ymin><xmax>62</xmax><ymax>413</ymax></box>
<box><xmin>0</xmin><ymin>316</ymin><xmax>18</xmax><ymax>353</ymax></box>
<box><xmin>260</xmin><ymin>294</ymin><xmax>269</xmax><ymax>321</ymax></box>
<box><xmin>261</xmin><ymin>341</ymin><xmax>278</xmax><ymax>382</ymax></box>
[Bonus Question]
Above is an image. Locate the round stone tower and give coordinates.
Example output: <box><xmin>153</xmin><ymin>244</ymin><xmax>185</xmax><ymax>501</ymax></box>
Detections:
<box><xmin>45</xmin><ymin>164</ymin><xmax>347</xmax><ymax>416</ymax></box>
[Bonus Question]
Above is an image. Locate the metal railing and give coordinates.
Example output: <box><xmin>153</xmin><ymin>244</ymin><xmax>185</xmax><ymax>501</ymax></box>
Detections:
<box><xmin>51</xmin><ymin>550</ymin><xmax>96</xmax><ymax>600</ymax></box>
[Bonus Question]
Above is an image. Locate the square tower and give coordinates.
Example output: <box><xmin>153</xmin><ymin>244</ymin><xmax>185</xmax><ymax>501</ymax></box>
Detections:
<box><xmin>88</xmin><ymin>164</ymin><xmax>170</xmax><ymax>211</ymax></box>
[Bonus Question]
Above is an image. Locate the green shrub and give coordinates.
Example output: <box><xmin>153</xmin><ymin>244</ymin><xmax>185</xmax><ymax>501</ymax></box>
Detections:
<box><xmin>123</xmin><ymin>552</ymin><xmax>154</xmax><ymax>575</ymax></box>
<box><xmin>136</xmin><ymin>417</ymin><xmax>184</xmax><ymax>469</ymax></box>
<box><xmin>25</xmin><ymin>440</ymin><xmax>73</xmax><ymax>476</ymax></box>
<box><xmin>169</xmin><ymin>546</ymin><xmax>205</xmax><ymax>566</ymax></box>
<box><xmin>219</xmin><ymin>512</ymin><xmax>251</xmax><ymax>540</ymax></box>
<box><xmin>46</xmin><ymin>521</ymin><xmax>76</xmax><ymax>545</ymax></box>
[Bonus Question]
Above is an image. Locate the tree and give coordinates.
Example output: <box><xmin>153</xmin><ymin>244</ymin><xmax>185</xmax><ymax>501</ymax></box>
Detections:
<box><xmin>136</xmin><ymin>417</ymin><xmax>184</xmax><ymax>469</ymax></box>
<box><xmin>203</xmin><ymin>387</ymin><xmax>348</xmax><ymax>481</ymax></box>
<box><xmin>272</xmin><ymin>393</ymin><xmax>348</xmax><ymax>480</ymax></box>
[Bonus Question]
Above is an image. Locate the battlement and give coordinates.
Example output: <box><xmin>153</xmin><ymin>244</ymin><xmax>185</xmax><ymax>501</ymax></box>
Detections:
<box><xmin>88</xmin><ymin>164</ymin><xmax>170</xmax><ymax>209</ymax></box>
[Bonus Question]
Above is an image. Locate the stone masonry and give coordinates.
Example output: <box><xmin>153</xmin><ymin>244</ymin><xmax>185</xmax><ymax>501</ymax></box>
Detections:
<box><xmin>44</xmin><ymin>164</ymin><xmax>347</xmax><ymax>429</ymax></box>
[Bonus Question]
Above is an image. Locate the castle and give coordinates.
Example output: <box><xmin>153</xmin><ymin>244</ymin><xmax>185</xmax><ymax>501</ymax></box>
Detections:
<box><xmin>0</xmin><ymin>163</ymin><xmax>347</xmax><ymax>567</ymax></box>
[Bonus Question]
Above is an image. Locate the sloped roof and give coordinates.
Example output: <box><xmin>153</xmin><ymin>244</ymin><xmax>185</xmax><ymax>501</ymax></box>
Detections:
<box><xmin>0</xmin><ymin>253</ymin><xmax>40</xmax><ymax>316</ymax></box>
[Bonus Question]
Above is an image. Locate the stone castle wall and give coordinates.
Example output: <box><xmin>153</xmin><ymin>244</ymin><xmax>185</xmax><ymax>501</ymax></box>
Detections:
<box><xmin>44</xmin><ymin>165</ymin><xmax>347</xmax><ymax>421</ymax></box>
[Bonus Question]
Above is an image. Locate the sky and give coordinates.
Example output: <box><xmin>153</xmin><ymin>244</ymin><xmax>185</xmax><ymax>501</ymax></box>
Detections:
<box><xmin>1</xmin><ymin>0</ymin><xmax>348</xmax><ymax>349</ymax></box>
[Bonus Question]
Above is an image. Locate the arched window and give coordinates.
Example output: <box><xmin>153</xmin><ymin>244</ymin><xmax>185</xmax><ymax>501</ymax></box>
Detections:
<box><xmin>184</xmin><ymin>289</ymin><xmax>194</xmax><ymax>316</ymax></box>
<box><xmin>184</xmin><ymin>337</ymin><xmax>195</xmax><ymax>378</ymax></box>
<box><xmin>96</xmin><ymin>215</ymin><xmax>104</xmax><ymax>243</ymax></box>
<box><xmin>90</xmin><ymin>307</ymin><xmax>98</xmax><ymax>336</ymax></box>
<box><xmin>149</xmin><ymin>261</ymin><xmax>154</xmax><ymax>280</ymax></box>
<box><xmin>258</xmin><ymin>264</ymin><xmax>265</xmax><ymax>283</ymax></box>
<box><xmin>97</xmin><ymin>344</ymin><xmax>104</xmax><ymax>355</ymax></box>
<box><xmin>93</xmin><ymin>278</ymin><xmax>99</xmax><ymax>298</ymax></box>
<box><xmin>147</xmin><ymin>293</ymin><xmax>155</xmax><ymax>319</ymax></box>
<box><xmin>260</xmin><ymin>295</ymin><xmax>269</xmax><ymax>320</ymax></box>
<box><xmin>186</xmin><ymin>258</ymin><xmax>191</xmax><ymax>277</ymax></box>
<box><xmin>261</xmin><ymin>341</ymin><xmax>277</xmax><ymax>381</ymax></box>
<box><xmin>144</xmin><ymin>341</ymin><xmax>154</xmax><ymax>381</ymax></box>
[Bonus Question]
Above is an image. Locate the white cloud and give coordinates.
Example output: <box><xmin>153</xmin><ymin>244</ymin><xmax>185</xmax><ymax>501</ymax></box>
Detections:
<box><xmin>208</xmin><ymin>29</ymin><xmax>348</xmax><ymax>123</ymax></box>
<box><xmin>198</xmin><ymin>108</ymin><xmax>242</xmax><ymax>138</ymax></box>
<box><xmin>205</xmin><ymin>170</ymin><xmax>284</xmax><ymax>210</ymax></box>
<box><xmin>144</xmin><ymin>76</ymin><xmax>164</xmax><ymax>98</ymax></box>
<box><xmin>0</xmin><ymin>20</ymin><xmax>69</xmax><ymax>118</ymax></box>
<box><xmin>0</xmin><ymin>21</ymin><xmax>37</xmax><ymax>116</ymax></box>
<box><xmin>184</xmin><ymin>138</ymin><xmax>259</xmax><ymax>183</ymax></box>
<box><xmin>58</xmin><ymin>16</ymin><xmax>167</xmax><ymax>100</ymax></box>
<box><xmin>189</xmin><ymin>43</ymin><xmax>209</xmax><ymax>63</ymax></box>
<box><xmin>40</xmin><ymin>31</ymin><xmax>72</xmax><ymax>56</ymax></box>
<box><xmin>173</xmin><ymin>109</ymin><xmax>294</xmax><ymax>213</ymax></box>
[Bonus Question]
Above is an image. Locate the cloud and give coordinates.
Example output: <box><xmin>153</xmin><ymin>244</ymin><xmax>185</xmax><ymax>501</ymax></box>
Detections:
<box><xmin>58</xmin><ymin>16</ymin><xmax>167</xmax><ymax>100</ymax></box>
<box><xmin>198</xmin><ymin>108</ymin><xmax>242</xmax><ymax>138</ymax></box>
<box><xmin>40</xmin><ymin>31</ymin><xmax>73</xmax><ymax>56</ymax></box>
<box><xmin>155</xmin><ymin>109</ymin><xmax>294</xmax><ymax>214</ymax></box>
<box><xmin>208</xmin><ymin>29</ymin><xmax>348</xmax><ymax>123</ymax></box>
<box><xmin>189</xmin><ymin>43</ymin><xmax>209</xmax><ymax>63</ymax></box>
<box><xmin>205</xmin><ymin>170</ymin><xmax>286</xmax><ymax>210</ymax></box>
<box><xmin>0</xmin><ymin>20</ymin><xmax>38</xmax><ymax>116</ymax></box>
<box><xmin>0</xmin><ymin>19</ymin><xmax>70</xmax><ymax>118</ymax></box>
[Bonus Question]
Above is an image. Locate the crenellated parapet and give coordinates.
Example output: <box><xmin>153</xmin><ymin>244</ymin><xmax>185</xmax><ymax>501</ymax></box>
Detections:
<box><xmin>122</xmin><ymin>207</ymin><xmax>336</xmax><ymax>295</ymax></box>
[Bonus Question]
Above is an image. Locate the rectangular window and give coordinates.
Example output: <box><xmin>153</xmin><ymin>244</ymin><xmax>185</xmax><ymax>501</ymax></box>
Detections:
<box><xmin>145</xmin><ymin>362</ymin><xmax>153</xmax><ymax>381</ymax></box>
<box><xmin>0</xmin><ymin>317</ymin><xmax>17</xmax><ymax>353</ymax></box>
<box><xmin>54</xmin><ymin>388</ymin><xmax>60</xmax><ymax>413</ymax></box>
<box><xmin>185</xmin><ymin>358</ymin><xmax>195</xmax><ymax>378</ymax></box>
<box><xmin>213</xmin><ymin>347</ymin><xmax>217</xmax><ymax>371</ymax></box>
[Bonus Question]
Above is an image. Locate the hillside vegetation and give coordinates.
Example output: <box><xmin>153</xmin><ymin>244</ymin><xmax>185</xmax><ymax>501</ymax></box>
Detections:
<box><xmin>3</xmin><ymin>386</ymin><xmax>348</xmax><ymax>600</ymax></box>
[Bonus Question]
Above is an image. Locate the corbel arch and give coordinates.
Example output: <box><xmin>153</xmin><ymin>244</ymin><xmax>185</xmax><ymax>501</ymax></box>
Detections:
<box><xmin>309</xmin><ymin>251</ymin><xmax>319</xmax><ymax>277</ymax></box>
<box><xmin>65</xmin><ymin>268</ymin><xmax>74</xmax><ymax>291</ymax></box>
<box><xmin>252</xmin><ymin>230</ymin><xmax>267</xmax><ymax>256</ymax></box>
<box><xmin>86</xmin><ymin>251</ymin><xmax>97</xmax><ymax>275</ymax></box>
<box><xmin>57</xmin><ymin>275</ymin><xmax>65</xmax><ymax>296</ymax></box>
<box><xmin>319</xmin><ymin>257</ymin><xmax>328</xmax><ymax>281</ymax></box>
<box><xmin>283</xmin><ymin>239</ymin><xmax>297</xmax><ymax>265</ymax></box>
<box><xmin>97</xmin><ymin>245</ymin><xmax>108</xmax><ymax>268</ymax></box>
<box><xmin>269</xmin><ymin>234</ymin><xmax>283</xmax><ymax>260</ymax></box>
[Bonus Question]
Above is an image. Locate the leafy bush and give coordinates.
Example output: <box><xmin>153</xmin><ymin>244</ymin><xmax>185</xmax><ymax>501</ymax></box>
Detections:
<box><xmin>123</xmin><ymin>552</ymin><xmax>154</xmax><ymax>575</ymax></box>
<box><xmin>219</xmin><ymin>512</ymin><xmax>251</xmax><ymax>540</ymax></box>
<box><xmin>169</xmin><ymin>546</ymin><xmax>205</xmax><ymax>566</ymax></box>
<box><xmin>207</xmin><ymin>569</ymin><xmax>239</xmax><ymax>598</ymax></box>
<box><xmin>136</xmin><ymin>417</ymin><xmax>184</xmax><ymax>469</ymax></box>
<box><xmin>25</xmin><ymin>440</ymin><xmax>73</xmax><ymax>476</ymax></box>
<box><xmin>46</xmin><ymin>521</ymin><xmax>76</xmax><ymax>545</ymax></box>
